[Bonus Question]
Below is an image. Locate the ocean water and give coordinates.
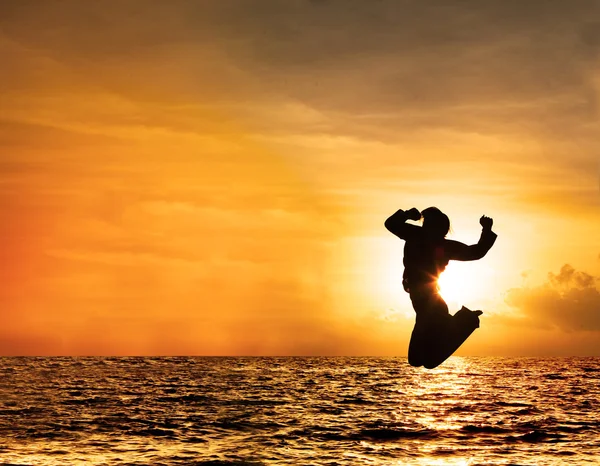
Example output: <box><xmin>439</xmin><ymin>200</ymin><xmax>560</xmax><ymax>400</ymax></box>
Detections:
<box><xmin>1</xmin><ymin>357</ymin><xmax>599</xmax><ymax>465</ymax></box>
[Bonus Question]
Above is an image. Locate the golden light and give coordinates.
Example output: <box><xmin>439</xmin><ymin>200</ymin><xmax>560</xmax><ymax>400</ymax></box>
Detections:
<box><xmin>437</xmin><ymin>261</ymin><xmax>496</xmax><ymax>312</ymax></box>
<box><xmin>350</xmin><ymin>234</ymin><xmax>500</xmax><ymax>321</ymax></box>
<box><xmin>437</xmin><ymin>264</ymin><xmax>470</xmax><ymax>309</ymax></box>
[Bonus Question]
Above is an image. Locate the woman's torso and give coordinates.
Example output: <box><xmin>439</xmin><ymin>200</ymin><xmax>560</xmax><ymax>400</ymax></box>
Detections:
<box><xmin>402</xmin><ymin>237</ymin><xmax>449</xmax><ymax>294</ymax></box>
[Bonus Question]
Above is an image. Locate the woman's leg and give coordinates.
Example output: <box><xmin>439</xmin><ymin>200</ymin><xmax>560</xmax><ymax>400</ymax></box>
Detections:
<box><xmin>408</xmin><ymin>291</ymin><xmax>475</xmax><ymax>369</ymax></box>
<box><xmin>420</xmin><ymin>305</ymin><xmax>483</xmax><ymax>369</ymax></box>
<box><xmin>420</xmin><ymin>315</ymin><xmax>454</xmax><ymax>369</ymax></box>
<box><xmin>407</xmin><ymin>292</ymin><xmax>450</xmax><ymax>367</ymax></box>
<box><xmin>408</xmin><ymin>323</ymin><xmax>426</xmax><ymax>367</ymax></box>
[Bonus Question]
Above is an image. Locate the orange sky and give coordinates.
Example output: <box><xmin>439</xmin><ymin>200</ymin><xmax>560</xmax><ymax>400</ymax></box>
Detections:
<box><xmin>1</xmin><ymin>1</ymin><xmax>599</xmax><ymax>356</ymax></box>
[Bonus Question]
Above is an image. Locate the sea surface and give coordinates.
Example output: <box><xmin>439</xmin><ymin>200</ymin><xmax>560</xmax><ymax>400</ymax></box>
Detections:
<box><xmin>1</xmin><ymin>357</ymin><xmax>599</xmax><ymax>465</ymax></box>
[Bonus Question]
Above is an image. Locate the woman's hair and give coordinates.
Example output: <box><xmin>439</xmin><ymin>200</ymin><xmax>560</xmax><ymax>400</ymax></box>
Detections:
<box><xmin>421</xmin><ymin>207</ymin><xmax>450</xmax><ymax>239</ymax></box>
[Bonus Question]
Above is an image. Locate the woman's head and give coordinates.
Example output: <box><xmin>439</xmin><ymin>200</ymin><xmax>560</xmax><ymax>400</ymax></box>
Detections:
<box><xmin>421</xmin><ymin>207</ymin><xmax>450</xmax><ymax>239</ymax></box>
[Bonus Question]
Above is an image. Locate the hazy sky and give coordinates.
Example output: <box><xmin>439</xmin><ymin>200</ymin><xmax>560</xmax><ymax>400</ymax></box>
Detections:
<box><xmin>1</xmin><ymin>0</ymin><xmax>599</xmax><ymax>356</ymax></box>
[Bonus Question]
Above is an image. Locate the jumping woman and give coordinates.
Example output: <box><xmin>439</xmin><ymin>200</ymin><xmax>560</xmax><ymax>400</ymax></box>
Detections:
<box><xmin>385</xmin><ymin>207</ymin><xmax>497</xmax><ymax>369</ymax></box>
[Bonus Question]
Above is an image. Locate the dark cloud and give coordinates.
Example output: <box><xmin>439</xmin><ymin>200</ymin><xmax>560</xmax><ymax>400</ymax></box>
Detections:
<box><xmin>1</xmin><ymin>1</ymin><xmax>597</xmax><ymax>207</ymax></box>
<box><xmin>2</xmin><ymin>1</ymin><xmax>598</xmax><ymax>112</ymax></box>
<box><xmin>191</xmin><ymin>1</ymin><xmax>600</xmax><ymax>125</ymax></box>
<box><xmin>505</xmin><ymin>264</ymin><xmax>600</xmax><ymax>332</ymax></box>
<box><xmin>1</xmin><ymin>0</ymin><xmax>597</xmax><ymax>173</ymax></box>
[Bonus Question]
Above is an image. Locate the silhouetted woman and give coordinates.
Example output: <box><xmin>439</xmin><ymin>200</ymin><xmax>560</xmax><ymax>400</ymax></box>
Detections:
<box><xmin>385</xmin><ymin>207</ymin><xmax>497</xmax><ymax>369</ymax></box>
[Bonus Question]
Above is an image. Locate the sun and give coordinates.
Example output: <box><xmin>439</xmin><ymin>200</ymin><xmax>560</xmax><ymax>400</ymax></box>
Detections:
<box><xmin>437</xmin><ymin>266</ymin><xmax>469</xmax><ymax>308</ymax></box>
<box><xmin>437</xmin><ymin>261</ymin><xmax>493</xmax><ymax>310</ymax></box>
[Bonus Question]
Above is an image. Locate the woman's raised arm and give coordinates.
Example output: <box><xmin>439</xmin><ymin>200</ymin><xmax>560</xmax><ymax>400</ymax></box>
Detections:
<box><xmin>446</xmin><ymin>216</ymin><xmax>497</xmax><ymax>261</ymax></box>
<box><xmin>385</xmin><ymin>208</ymin><xmax>421</xmax><ymax>240</ymax></box>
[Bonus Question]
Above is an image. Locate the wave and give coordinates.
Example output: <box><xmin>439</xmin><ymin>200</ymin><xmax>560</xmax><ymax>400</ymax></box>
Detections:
<box><xmin>353</xmin><ymin>427</ymin><xmax>438</xmax><ymax>441</ymax></box>
<box><xmin>2</xmin><ymin>356</ymin><xmax>599</xmax><ymax>465</ymax></box>
<box><xmin>460</xmin><ymin>424</ymin><xmax>512</xmax><ymax>434</ymax></box>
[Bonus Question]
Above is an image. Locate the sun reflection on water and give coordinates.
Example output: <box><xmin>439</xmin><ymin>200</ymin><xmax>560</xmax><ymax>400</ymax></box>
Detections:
<box><xmin>2</xmin><ymin>356</ymin><xmax>599</xmax><ymax>465</ymax></box>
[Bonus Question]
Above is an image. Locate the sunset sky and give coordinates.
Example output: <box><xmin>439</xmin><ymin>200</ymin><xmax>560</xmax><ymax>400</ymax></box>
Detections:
<box><xmin>1</xmin><ymin>0</ymin><xmax>599</xmax><ymax>356</ymax></box>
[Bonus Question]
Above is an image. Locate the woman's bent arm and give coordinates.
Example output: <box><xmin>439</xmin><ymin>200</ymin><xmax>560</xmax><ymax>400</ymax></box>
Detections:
<box><xmin>385</xmin><ymin>208</ymin><xmax>420</xmax><ymax>240</ymax></box>
<box><xmin>446</xmin><ymin>228</ymin><xmax>497</xmax><ymax>261</ymax></box>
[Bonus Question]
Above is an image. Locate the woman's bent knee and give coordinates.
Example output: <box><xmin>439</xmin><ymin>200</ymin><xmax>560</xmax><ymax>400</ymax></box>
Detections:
<box><xmin>408</xmin><ymin>355</ymin><xmax>423</xmax><ymax>367</ymax></box>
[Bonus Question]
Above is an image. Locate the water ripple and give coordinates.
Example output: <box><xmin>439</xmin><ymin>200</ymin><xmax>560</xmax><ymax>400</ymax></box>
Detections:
<box><xmin>1</xmin><ymin>356</ymin><xmax>599</xmax><ymax>465</ymax></box>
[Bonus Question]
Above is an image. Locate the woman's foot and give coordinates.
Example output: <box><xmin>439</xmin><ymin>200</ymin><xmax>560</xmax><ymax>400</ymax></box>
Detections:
<box><xmin>459</xmin><ymin>305</ymin><xmax>483</xmax><ymax>316</ymax></box>
<box><xmin>455</xmin><ymin>306</ymin><xmax>483</xmax><ymax>327</ymax></box>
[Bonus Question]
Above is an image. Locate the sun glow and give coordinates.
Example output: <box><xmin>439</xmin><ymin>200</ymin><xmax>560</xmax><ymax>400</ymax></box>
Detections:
<box><xmin>358</xmin><ymin>235</ymin><xmax>500</xmax><ymax>320</ymax></box>
<box><xmin>437</xmin><ymin>267</ymin><xmax>470</xmax><ymax>309</ymax></box>
<box><xmin>437</xmin><ymin>261</ymin><xmax>497</xmax><ymax>311</ymax></box>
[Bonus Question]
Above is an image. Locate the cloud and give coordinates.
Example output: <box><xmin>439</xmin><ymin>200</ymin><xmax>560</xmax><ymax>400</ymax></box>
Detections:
<box><xmin>505</xmin><ymin>264</ymin><xmax>600</xmax><ymax>332</ymax></box>
<box><xmin>2</xmin><ymin>0</ymin><xmax>598</xmax><ymax>190</ymax></box>
<box><xmin>195</xmin><ymin>1</ymin><xmax>600</xmax><ymax>134</ymax></box>
<box><xmin>1</xmin><ymin>1</ymin><xmax>599</xmax><ymax>355</ymax></box>
<box><xmin>3</xmin><ymin>1</ymin><xmax>599</xmax><ymax>127</ymax></box>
